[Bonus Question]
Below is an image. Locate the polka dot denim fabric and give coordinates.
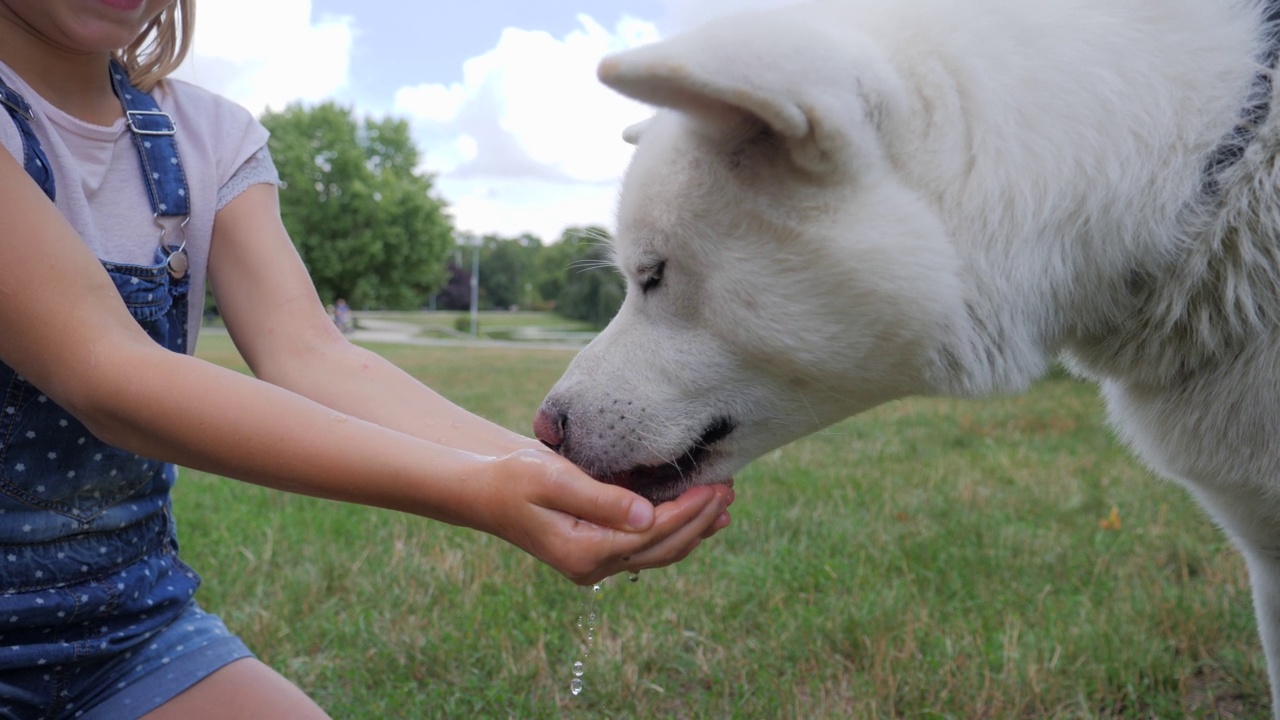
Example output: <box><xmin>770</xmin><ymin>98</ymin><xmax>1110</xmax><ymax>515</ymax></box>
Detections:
<box><xmin>0</xmin><ymin>248</ymin><xmax>189</xmax><ymax>553</ymax></box>
<box><xmin>97</xmin><ymin>255</ymin><xmax>189</xmax><ymax>352</ymax></box>
<box><xmin>0</xmin><ymin>599</ymin><xmax>252</xmax><ymax>720</ymax></box>
<box><xmin>0</xmin><ymin>82</ymin><xmax>54</xmax><ymax>203</ymax></box>
<box><xmin>0</xmin><ymin>247</ymin><xmax>212</xmax><ymax>718</ymax></box>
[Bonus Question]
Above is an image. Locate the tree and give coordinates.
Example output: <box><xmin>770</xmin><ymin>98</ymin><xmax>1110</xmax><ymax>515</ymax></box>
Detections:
<box><xmin>544</xmin><ymin>226</ymin><xmax>624</xmax><ymax>328</ymax></box>
<box><xmin>433</xmin><ymin>255</ymin><xmax>472</xmax><ymax>311</ymax></box>
<box><xmin>261</xmin><ymin>102</ymin><xmax>453</xmax><ymax>309</ymax></box>
<box><xmin>479</xmin><ymin>233</ymin><xmax>542</xmax><ymax>310</ymax></box>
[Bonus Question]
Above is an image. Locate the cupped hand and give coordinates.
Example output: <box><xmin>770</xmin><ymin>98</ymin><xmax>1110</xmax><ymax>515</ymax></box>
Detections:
<box><xmin>479</xmin><ymin>448</ymin><xmax>734</xmax><ymax>585</ymax></box>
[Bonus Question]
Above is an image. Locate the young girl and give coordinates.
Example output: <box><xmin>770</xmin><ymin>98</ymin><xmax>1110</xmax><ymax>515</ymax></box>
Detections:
<box><xmin>0</xmin><ymin>1</ymin><xmax>734</xmax><ymax>717</ymax></box>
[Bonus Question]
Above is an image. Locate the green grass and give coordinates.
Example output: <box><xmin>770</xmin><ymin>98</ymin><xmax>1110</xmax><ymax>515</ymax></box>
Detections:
<box><xmin>178</xmin><ymin>332</ymin><xmax>1268</xmax><ymax>719</ymax></box>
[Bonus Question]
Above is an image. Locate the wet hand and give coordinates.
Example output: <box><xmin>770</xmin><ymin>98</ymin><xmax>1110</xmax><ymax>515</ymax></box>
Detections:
<box><xmin>479</xmin><ymin>449</ymin><xmax>734</xmax><ymax>585</ymax></box>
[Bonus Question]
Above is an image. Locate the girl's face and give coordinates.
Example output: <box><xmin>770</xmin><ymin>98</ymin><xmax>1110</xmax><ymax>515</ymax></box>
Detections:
<box><xmin>0</xmin><ymin>0</ymin><xmax>176</xmax><ymax>54</ymax></box>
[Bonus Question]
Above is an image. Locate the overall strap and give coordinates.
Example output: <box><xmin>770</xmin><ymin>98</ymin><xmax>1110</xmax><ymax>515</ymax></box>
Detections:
<box><xmin>108</xmin><ymin>59</ymin><xmax>190</xmax><ymax>220</ymax></box>
<box><xmin>0</xmin><ymin>75</ymin><xmax>56</xmax><ymax>201</ymax></box>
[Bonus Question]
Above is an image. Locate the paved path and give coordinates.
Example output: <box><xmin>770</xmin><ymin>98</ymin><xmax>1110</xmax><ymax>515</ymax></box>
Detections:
<box><xmin>347</xmin><ymin>316</ymin><xmax>590</xmax><ymax>351</ymax></box>
<box><xmin>204</xmin><ymin>315</ymin><xmax>592</xmax><ymax>351</ymax></box>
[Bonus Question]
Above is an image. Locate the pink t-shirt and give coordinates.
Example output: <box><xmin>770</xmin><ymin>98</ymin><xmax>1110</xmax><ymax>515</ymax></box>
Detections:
<box><xmin>0</xmin><ymin>60</ymin><xmax>272</xmax><ymax>350</ymax></box>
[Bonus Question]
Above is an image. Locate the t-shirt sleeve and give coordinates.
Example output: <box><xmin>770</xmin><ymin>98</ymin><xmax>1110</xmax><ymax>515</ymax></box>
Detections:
<box><xmin>156</xmin><ymin>77</ymin><xmax>273</xmax><ymax>206</ymax></box>
<box><xmin>216</xmin><ymin>143</ymin><xmax>280</xmax><ymax>211</ymax></box>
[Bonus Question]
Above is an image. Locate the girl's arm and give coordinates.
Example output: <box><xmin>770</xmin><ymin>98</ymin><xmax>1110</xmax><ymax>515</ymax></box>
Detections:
<box><xmin>207</xmin><ymin>183</ymin><xmax>551</xmax><ymax>458</ymax></box>
<box><xmin>0</xmin><ymin>149</ymin><xmax>730</xmax><ymax>585</ymax></box>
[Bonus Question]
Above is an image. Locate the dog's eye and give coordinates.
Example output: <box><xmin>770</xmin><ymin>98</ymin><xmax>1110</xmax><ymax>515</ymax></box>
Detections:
<box><xmin>640</xmin><ymin>261</ymin><xmax>665</xmax><ymax>294</ymax></box>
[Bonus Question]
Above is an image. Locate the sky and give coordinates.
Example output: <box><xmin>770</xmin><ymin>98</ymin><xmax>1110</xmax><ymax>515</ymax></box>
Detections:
<box><xmin>173</xmin><ymin>0</ymin><xmax>793</xmax><ymax>242</ymax></box>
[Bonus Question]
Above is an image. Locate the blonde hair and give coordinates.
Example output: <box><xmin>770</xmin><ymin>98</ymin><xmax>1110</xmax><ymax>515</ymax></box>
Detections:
<box><xmin>114</xmin><ymin>0</ymin><xmax>195</xmax><ymax>92</ymax></box>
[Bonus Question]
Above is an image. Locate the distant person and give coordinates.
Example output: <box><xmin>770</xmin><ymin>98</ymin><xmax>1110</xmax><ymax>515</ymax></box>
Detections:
<box><xmin>0</xmin><ymin>1</ymin><xmax>734</xmax><ymax>718</ymax></box>
<box><xmin>333</xmin><ymin>297</ymin><xmax>353</xmax><ymax>334</ymax></box>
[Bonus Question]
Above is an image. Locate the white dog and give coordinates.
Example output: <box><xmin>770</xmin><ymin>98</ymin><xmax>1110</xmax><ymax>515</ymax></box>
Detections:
<box><xmin>533</xmin><ymin>0</ymin><xmax>1280</xmax><ymax>712</ymax></box>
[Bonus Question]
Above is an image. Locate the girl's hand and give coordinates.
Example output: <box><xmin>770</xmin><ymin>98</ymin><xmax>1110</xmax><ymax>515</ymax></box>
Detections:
<box><xmin>477</xmin><ymin>449</ymin><xmax>734</xmax><ymax>585</ymax></box>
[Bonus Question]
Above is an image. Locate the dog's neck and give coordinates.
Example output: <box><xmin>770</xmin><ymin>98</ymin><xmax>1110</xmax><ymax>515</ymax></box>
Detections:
<box><xmin>898</xmin><ymin>0</ymin><xmax>1280</xmax><ymax>395</ymax></box>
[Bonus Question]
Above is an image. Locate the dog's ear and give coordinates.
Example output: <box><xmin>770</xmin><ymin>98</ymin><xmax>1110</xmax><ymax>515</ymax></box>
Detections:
<box><xmin>596</xmin><ymin>14</ymin><xmax>896</xmax><ymax>175</ymax></box>
<box><xmin>598</xmin><ymin>40</ymin><xmax>810</xmax><ymax>143</ymax></box>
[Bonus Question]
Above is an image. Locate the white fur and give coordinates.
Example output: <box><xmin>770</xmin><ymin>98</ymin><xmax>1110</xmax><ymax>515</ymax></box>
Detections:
<box><xmin>537</xmin><ymin>0</ymin><xmax>1280</xmax><ymax>711</ymax></box>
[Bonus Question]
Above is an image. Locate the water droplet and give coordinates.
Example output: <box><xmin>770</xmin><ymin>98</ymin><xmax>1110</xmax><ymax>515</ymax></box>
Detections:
<box><xmin>571</xmin><ymin>577</ymin><xmax>608</xmax><ymax>699</ymax></box>
<box><xmin>628</xmin><ymin>572</ymin><xmax>639</xmax><ymax>583</ymax></box>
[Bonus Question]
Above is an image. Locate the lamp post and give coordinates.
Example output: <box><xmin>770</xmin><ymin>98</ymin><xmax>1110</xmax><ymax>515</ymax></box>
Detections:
<box><xmin>469</xmin><ymin>236</ymin><xmax>480</xmax><ymax>337</ymax></box>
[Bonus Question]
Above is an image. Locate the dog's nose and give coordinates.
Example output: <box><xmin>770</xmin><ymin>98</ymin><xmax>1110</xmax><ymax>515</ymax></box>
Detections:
<box><xmin>533</xmin><ymin>405</ymin><xmax>567</xmax><ymax>451</ymax></box>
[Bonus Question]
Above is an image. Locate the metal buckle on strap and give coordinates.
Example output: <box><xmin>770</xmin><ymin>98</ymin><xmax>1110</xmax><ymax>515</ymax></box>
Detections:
<box><xmin>126</xmin><ymin>109</ymin><xmax>176</xmax><ymax>136</ymax></box>
<box><xmin>0</xmin><ymin>92</ymin><xmax>33</xmax><ymax>121</ymax></box>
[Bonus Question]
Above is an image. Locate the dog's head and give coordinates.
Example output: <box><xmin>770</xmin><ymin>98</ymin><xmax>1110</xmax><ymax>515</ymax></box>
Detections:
<box><xmin>535</xmin><ymin>8</ymin><xmax>964</xmax><ymax>502</ymax></box>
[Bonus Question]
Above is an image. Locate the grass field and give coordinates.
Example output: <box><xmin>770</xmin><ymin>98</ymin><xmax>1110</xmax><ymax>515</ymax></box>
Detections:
<box><xmin>180</xmin><ymin>332</ymin><xmax>1268</xmax><ymax>719</ymax></box>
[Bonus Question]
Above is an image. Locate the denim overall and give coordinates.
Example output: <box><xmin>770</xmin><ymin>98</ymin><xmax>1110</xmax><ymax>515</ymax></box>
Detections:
<box><xmin>0</xmin><ymin>63</ymin><xmax>249</xmax><ymax>719</ymax></box>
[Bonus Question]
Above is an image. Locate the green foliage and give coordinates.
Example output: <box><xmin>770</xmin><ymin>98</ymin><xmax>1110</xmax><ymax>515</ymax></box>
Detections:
<box><xmin>475</xmin><ymin>233</ymin><xmax>541</xmax><ymax>310</ymax></box>
<box><xmin>542</xmin><ymin>226</ymin><xmax>624</xmax><ymax>328</ymax></box>
<box><xmin>257</xmin><ymin>100</ymin><xmax>623</xmax><ymax>321</ymax></box>
<box><xmin>456</xmin><ymin>227</ymin><xmax>622</xmax><ymax>324</ymax></box>
<box><xmin>262</xmin><ymin>102</ymin><xmax>453</xmax><ymax>309</ymax></box>
<box><xmin>453</xmin><ymin>314</ymin><xmax>472</xmax><ymax>334</ymax></box>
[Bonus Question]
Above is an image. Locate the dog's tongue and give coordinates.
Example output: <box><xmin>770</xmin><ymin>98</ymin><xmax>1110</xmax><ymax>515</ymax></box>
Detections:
<box><xmin>600</xmin><ymin>465</ymin><xmax>686</xmax><ymax>504</ymax></box>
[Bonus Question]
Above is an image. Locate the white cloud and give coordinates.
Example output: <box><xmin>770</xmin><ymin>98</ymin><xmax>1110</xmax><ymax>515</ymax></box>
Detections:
<box><xmin>438</xmin><ymin>177</ymin><xmax>620</xmax><ymax>241</ymax></box>
<box><xmin>175</xmin><ymin>0</ymin><xmax>353</xmax><ymax>115</ymax></box>
<box><xmin>396</xmin><ymin>83</ymin><xmax>468</xmax><ymax>124</ymax></box>
<box><xmin>396</xmin><ymin>14</ymin><xmax>659</xmax><ymax>183</ymax></box>
<box><xmin>393</xmin><ymin>14</ymin><xmax>660</xmax><ymax>238</ymax></box>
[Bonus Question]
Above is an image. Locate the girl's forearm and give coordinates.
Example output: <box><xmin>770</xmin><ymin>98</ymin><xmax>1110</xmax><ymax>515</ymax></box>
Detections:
<box><xmin>75</xmin><ymin>336</ymin><xmax>497</xmax><ymax>530</ymax></box>
<box><xmin>250</xmin><ymin>339</ymin><xmax>541</xmax><ymax>457</ymax></box>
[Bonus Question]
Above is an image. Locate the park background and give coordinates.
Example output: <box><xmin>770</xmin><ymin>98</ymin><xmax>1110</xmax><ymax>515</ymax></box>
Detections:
<box><xmin>179</xmin><ymin>1</ymin><xmax>1269</xmax><ymax>718</ymax></box>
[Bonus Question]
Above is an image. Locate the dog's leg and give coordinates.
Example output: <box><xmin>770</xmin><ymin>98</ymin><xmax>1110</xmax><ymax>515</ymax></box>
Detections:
<box><xmin>1188</xmin><ymin>486</ymin><xmax>1280</xmax><ymax>719</ymax></box>
<box><xmin>1235</xmin><ymin>546</ymin><xmax>1280</xmax><ymax>719</ymax></box>
<box><xmin>1105</xmin><ymin>380</ymin><xmax>1280</xmax><ymax>716</ymax></box>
